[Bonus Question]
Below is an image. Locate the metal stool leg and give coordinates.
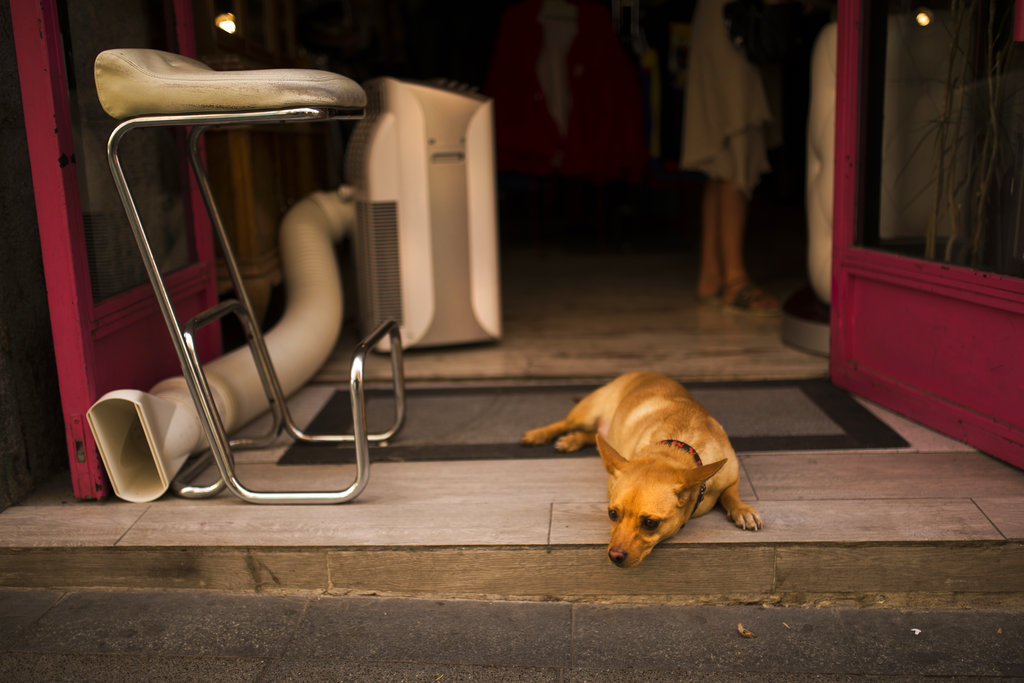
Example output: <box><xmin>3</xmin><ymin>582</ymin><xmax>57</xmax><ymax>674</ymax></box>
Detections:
<box><xmin>184</xmin><ymin>125</ymin><xmax>406</xmax><ymax>450</ymax></box>
<box><xmin>171</xmin><ymin>320</ymin><xmax>405</xmax><ymax>500</ymax></box>
<box><xmin>176</xmin><ymin>300</ymin><xmax>401</xmax><ymax>504</ymax></box>
<box><xmin>106</xmin><ymin>107</ymin><xmax>402</xmax><ymax>504</ymax></box>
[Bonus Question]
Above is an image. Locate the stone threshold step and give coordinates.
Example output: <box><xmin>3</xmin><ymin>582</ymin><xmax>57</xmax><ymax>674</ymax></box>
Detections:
<box><xmin>2</xmin><ymin>542</ymin><xmax>1022</xmax><ymax>607</ymax></box>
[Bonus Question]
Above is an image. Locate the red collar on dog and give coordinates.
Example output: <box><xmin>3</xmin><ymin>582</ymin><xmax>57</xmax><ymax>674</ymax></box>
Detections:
<box><xmin>659</xmin><ymin>439</ymin><xmax>707</xmax><ymax>509</ymax></box>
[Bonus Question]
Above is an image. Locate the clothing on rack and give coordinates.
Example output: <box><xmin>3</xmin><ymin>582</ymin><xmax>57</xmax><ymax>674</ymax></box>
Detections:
<box><xmin>484</xmin><ymin>0</ymin><xmax>648</xmax><ymax>184</ymax></box>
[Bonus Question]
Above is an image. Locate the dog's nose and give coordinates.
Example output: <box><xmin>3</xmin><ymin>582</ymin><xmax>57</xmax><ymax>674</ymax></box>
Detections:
<box><xmin>608</xmin><ymin>548</ymin><xmax>628</xmax><ymax>566</ymax></box>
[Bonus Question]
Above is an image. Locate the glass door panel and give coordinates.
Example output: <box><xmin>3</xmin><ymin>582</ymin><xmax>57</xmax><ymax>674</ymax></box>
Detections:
<box><xmin>871</xmin><ymin>1</ymin><xmax>1024</xmax><ymax>278</ymax></box>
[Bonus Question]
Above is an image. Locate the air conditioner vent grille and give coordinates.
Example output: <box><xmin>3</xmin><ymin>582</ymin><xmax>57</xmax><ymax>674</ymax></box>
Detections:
<box><xmin>359</xmin><ymin>200</ymin><xmax>403</xmax><ymax>326</ymax></box>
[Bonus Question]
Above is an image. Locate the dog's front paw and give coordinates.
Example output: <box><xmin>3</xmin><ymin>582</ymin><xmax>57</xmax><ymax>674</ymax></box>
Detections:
<box><xmin>554</xmin><ymin>431</ymin><xmax>594</xmax><ymax>452</ymax></box>
<box><xmin>729</xmin><ymin>505</ymin><xmax>763</xmax><ymax>531</ymax></box>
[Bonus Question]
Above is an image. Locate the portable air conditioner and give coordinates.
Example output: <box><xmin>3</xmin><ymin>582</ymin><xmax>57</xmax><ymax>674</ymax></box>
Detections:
<box><xmin>345</xmin><ymin>77</ymin><xmax>501</xmax><ymax>350</ymax></box>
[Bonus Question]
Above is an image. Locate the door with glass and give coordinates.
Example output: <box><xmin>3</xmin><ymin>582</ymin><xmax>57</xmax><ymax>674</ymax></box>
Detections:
<box><xmin>11</xmin><ymin>0</ymin><xmax>219</xmax><ymax>498</ymax></box>
<box><xmin>832</xmin><ymin>0</ymin><xmax>1024</xmax><ymax>468</ymax></box>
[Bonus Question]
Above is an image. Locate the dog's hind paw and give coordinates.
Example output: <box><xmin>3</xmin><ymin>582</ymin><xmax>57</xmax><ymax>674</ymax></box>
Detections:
<box><xmin>520</xmin><ymin>428</ymin><xmax>553</xmax><ymax>446</ymax></box>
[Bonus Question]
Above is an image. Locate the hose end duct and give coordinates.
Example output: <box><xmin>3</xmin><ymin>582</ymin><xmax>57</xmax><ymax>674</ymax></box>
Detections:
<box><xmin>86</xmin><ymin>390</ymin><xmax>204</xmax><ymax>503</ymax></box>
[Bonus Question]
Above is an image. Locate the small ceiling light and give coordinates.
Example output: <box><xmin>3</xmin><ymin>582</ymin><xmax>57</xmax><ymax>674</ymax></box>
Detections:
<box><xmin>215</xmin><ymin>12</ymin><xmax>237</xmax><ymax>34</ymax></box>
<box><xmin>915</xmin><ymin>8</ymin><xmax>933</xmax><ymax>27</ymax></box>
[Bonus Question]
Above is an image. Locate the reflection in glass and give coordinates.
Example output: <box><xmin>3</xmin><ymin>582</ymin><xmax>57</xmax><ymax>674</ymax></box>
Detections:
<box><xmin>62</xmin><ymin>0</ymin><xmax>191</xmax><ymax>303</ymax></box>
<box><xmin>876</xmin><ymin>1</ymin><xmax>1023</xmax><ymax>278</ymax></box>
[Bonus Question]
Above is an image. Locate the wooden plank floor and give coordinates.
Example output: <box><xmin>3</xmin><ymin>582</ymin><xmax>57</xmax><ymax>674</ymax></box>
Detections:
<box><xmin>5</xmin><ymin>393</ymin><xmax>1016</xmax><ymax>551</ymax></box>
<box><xmin>3</xmin><ymin>402</ymin><xmax>1022</xmax><ymax>604</ymax></box>
<box><xmin>2</xmin><ymin>247</ymin><xmax>1022</xmax><ymax>604</ymax></box>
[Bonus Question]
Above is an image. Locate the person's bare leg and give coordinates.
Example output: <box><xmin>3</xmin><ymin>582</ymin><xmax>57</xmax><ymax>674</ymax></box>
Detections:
<box><xmin>718</xmin><ymin>180</ymin><xmax>749</xmax><ymax>287</ymax></box>
<box><xmin>718</xmin><ymin>180</ymin><xmax>779</xmax><ymax>310</ymax></box>
<box><xmin>697</xmin><ymin>180</ymin><xmax>723</xmax><ymax>299</ymax></box>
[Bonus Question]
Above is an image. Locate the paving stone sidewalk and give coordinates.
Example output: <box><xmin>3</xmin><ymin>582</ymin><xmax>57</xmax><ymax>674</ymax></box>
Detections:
<box><xmin>1</xmin><ymin>589</ymin><xmax>1022</xmax><ymax>681</ymax></box>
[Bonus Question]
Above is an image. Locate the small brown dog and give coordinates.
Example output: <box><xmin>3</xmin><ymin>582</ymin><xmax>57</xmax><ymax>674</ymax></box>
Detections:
<box><xmin>522</xmin><ymin>372</ymin><xmax>762</xmax><ymax>567</ymax></box>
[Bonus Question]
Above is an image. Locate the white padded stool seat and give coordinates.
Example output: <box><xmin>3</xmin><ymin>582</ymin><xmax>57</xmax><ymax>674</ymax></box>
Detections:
<box><xmin>94</xmin><ymin>48</ymin><xmax>366</xmax><ymax>120</ymax></box>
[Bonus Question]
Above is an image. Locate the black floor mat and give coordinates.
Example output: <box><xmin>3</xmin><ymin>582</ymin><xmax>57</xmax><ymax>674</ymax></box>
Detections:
<box><xmin>278</xmin><ymin>379</ymin><xmax>908</xmax><ymax>465</ymax></box>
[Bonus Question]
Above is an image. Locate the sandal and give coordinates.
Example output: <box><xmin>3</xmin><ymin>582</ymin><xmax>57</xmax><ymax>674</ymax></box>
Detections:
<box><xmin>722</xmin><ymin>281</ymin><xmax>780</xmax><ymax>315</ymax></box>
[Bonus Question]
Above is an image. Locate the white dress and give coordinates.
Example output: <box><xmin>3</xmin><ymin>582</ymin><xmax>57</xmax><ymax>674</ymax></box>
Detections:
<box><xmin>682</xmin><ymin>0</ymin><xmax>773</xmax><ymax>196</ymax></box>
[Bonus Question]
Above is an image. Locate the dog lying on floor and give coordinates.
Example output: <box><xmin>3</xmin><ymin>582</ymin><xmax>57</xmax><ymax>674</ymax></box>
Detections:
<box><xmin>521</xmin><ymin>372</ymin><xmax>762</xmax><ymax>567</ymax></box>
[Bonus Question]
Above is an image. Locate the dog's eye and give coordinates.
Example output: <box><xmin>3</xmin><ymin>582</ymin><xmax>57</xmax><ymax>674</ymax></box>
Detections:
<box><xmin>641</xmin><ymin>517</ymin><xmax>660</xmax><ymax>531</ymax></box>
<box><xmin>608</xmin><ymin>509</ymin><xmax>619</xmax><ymax>521</ymax></box>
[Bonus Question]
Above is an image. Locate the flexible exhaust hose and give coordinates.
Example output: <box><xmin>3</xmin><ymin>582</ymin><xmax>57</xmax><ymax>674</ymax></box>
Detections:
<box><xmin>87</xmin><ymin>187</ymin><xmax>354</xmax><ymax>502</ymax></box>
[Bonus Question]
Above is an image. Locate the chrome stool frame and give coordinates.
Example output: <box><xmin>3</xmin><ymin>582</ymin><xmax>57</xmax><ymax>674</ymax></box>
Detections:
<box><xmin>106</xmin><ymin>106</ymin><xmax>404</xmax><ymax>504</ymax></box>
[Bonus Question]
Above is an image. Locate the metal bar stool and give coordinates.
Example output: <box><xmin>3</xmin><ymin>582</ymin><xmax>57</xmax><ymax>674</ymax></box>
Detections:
<box><xmin>95</xmin><ymin>48</ymin><xmax>404</xmax><ymax>504</ymax></box>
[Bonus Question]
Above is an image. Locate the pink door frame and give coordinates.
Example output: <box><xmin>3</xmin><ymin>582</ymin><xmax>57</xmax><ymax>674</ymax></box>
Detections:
<box><xmin>10</xmin><ymin>0</ymin><xmax>220</xmax><ymax>498</ymax></box>
<box><xmin>831</xmin><ymin>0</ymin><xmax>1024</xmax><ymax>469</ymax></box>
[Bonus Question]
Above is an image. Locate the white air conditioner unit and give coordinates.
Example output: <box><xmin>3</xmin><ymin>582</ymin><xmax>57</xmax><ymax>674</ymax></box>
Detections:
<box><xmin>345</xmin><ymin>77</ymin><xmax>502</xmax><ymax>350</ymax></box>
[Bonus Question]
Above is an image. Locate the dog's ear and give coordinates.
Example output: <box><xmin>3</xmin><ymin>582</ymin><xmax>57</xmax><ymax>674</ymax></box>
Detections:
<box><xmin>673</xmin><ymin>459</ymin><xmax>727</xmax><ymax>499</ymax></box>
<box><xmin>596</xmin><ymin>435</ymin><xmax>629</xmax><ymax>475</ymax></box>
